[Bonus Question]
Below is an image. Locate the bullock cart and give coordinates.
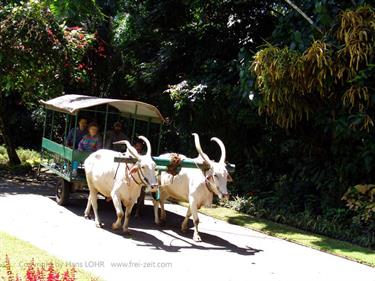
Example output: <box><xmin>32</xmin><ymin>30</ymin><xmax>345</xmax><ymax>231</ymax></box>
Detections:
<box><xmin>39</xmin><ymin>94</ymin><xmax>234</xmax><ymax>206</ymax></box>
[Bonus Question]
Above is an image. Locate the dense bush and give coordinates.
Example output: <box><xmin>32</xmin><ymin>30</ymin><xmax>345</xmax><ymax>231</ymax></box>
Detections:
<box><xmin>0</xmin><ymin>0</ymin><xmax>95</xmax><ymax>164</ymax></box>
<box><xmin>239</xmin><ymin>3</ymin><xmax>375</xmax><ymax>248</ymax></box>
<box><xmin>0</xmin><ymin>146</ymin><xmax>40</xmax><ymax>166</ymax></box>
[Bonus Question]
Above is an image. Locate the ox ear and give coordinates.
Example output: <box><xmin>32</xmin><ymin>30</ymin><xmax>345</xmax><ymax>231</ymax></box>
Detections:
<box><xmin>227</xmin><ymin>173</ymin><xmax>233</xmax><ymax>182</ymax></box>
<box><xmin>129</xmin><ymin>166</ymin><xmax>139</xmax><ymax>174</ymax></box>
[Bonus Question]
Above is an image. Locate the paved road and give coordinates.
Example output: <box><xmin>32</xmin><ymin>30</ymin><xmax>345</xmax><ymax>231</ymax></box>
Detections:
<box><xmin>0</xmin><ymin>176</ymin><xmax>374</xmax><ymax>281</ymax></box>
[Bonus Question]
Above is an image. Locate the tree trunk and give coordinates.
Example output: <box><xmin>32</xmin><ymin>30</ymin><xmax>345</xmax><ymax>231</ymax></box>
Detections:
<box><xmin>0</xmin><ymin>101</ymin><xmax>21</xmax><ymax>165</ymax></box>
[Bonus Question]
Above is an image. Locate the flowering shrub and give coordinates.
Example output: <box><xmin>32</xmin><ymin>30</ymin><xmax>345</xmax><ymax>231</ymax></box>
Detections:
<box><xmin>5</xmin><ymin>255</ymin><xmax>76</xmax><ymax>281</ymax></box>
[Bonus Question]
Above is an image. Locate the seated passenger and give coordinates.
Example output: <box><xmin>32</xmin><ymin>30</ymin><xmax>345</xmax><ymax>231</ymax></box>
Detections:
<box><xmin>78</xmin><ymin>122</ymin><xmax>102</xmax><ymax>152</ymax></box>
<box><xmin>134</xmin><ymin>139</ymin><xmax>145</xmax><ymax>154</ymax></box>
<box><xmin>105</xmin><ymin>121</ymin><xmax>129</xmax><ymax>152</ymax></box>
<box><xmin>66</xmin><ymin>117</ymin><xmax>88</xmax><ymax>149</ymax></box>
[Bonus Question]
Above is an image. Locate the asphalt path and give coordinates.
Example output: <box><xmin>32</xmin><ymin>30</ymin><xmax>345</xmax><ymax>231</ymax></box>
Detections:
<box><xmin>0</xmin><ymin>176</ymin><xmax>374</xmax><ymax>281</ymax></box>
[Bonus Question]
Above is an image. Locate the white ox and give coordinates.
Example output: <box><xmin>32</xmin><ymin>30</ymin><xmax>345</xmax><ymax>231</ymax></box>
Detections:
<box><xmin>84</xmin><ymin>136</ymin><xmax>158</xmax><ymax>234</ymax></box>
<box><xmin>153</xmin><ymin>133</ymin><xmax>232</xmax><ymax>241</ymax></box>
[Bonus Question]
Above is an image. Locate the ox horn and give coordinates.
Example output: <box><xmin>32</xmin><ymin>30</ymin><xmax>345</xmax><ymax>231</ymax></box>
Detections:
<box><xmin>113</xmin><ymin>140</ymin><xmax>140</xmax><ymax>159</ymax></box>
<box><xmin>211</xmin><ymin>137</ymin><xmax>226</xmax><ymax>164</ymax></box>
<box><xmin>192</xmin><ymin>133</ymin><xmax>211</xmax><ymax>164</ymax></box>
<box><xmin>138</xmin><ymin>135</ymin><xmax>151</xmax><ymax>156</ymax></box>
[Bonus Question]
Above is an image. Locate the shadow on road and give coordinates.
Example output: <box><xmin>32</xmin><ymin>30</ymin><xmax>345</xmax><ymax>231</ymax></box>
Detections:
<box><xmin>0</xmin><ymin>174</ymin><xmax>56</xmax><ymax>198</ymax></box>
<box><xmin>0</xmin><ymin>177</ymin><xmax>262</xmax><ymax>256</ymax></box>
<box><xmin>67</xmin><ymin>198</ymin><xmax>262</xmax><ymax>256</ymax></box>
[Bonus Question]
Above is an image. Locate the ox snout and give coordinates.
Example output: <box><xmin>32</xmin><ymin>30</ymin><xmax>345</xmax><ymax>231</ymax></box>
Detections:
<box><xmin>218</xmin><ymin>193</ymin><xmax>229</xmax><ymax>201</ymax></box>
<box><xmin>150</xmin><ymin>184</ymin><xmax>159</xmax><ymax>192</ymax></box>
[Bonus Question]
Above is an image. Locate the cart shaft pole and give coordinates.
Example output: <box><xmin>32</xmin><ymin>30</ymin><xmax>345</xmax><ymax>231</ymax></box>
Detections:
<box><xmin>49</xmin><ymin>111</ymin><xmax>55</xmax><ymax>139</ymax></box>
<box><xmin>72</xmin><ymin>114</ymin><xmax>78</xmax><ymax>149</ymax></box>
<box><xmin>131</xmin><ymin>105</ymin><xmax>138</xmax><ymax>142</ymax></box>
<box><xmin>157</xmin><ymin>123</ymin><xmax>163</xmax><ymax>155</ymax></box>
<box><xmin>103</xmin><ymin>104</ymin><xmax>109</xmax><ymax>147</ymax></box>
<box><xmin>42</xmin><ymin>109</ymin><xmax>47</xmax><ymax>138</ymax></box>
<box><xmin>63</xmin><ymin>114</ymin><xmax>69</xmax><ymax>145</ymax></box>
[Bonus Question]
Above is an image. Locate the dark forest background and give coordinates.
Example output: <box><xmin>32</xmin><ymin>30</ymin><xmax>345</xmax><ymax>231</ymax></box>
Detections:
<box><xmin>1</xmin><ymin>0</ymin><xmax>374</xmax><ymax>248</ymax></box>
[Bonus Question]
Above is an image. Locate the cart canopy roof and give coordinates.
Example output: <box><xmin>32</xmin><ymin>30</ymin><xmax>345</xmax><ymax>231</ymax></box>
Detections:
<box><xmin>40</xmin><ymin>94</ymin><xmax>165</xmax><ymax>124</ymax></box>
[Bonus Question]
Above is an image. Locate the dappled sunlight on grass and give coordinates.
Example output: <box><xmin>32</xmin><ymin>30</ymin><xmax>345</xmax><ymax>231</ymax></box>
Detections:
<box><xmin>0</xmin><ymin>145</ymin><xmax>41</xmax><ymax>166</ymax></box>
<box><xmin>198</xmin><ymin>206</ymin><xmax>375</xmax><ymax>267</ymax></box>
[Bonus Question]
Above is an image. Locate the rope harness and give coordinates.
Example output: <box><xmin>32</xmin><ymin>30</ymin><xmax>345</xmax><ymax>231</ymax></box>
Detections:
<box><xmin>112</xmin><ymin>156</ymin><xmax>150</xmax><ymax>187</ymax></box>
<box><xmin>125</xmin><ymin>162</ymin><xmax>150</xmax><ymax>187</ymax></box>
<box><xmin>111</xmin><ymin>155</ymin><xmax>160</xmax><ymax>200</ymax></box>
<box><xmin>191</xmin><ymin>159</ymin><xmax>218</xmax><ymax>195</ymax></box>
<box><xmin>201</xmin><ymin>162</ymin><xmax>217</xmax><ymax>195</ymax></box>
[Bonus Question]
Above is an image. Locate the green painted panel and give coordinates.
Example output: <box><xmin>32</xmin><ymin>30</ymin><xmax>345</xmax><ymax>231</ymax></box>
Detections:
<box><xmin>42</xmin><ymin>138</ymin><xmax>73</xmax><ymax>160</ymax></box>
<box><xmin>42</xmin><ymin>138</ymin><xmax>93</xmax><ymax>164</ymax></box>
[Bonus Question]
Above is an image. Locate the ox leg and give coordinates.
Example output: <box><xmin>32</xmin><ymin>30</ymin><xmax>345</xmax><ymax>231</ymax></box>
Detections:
<box><xmin>84</xmin><ymin>194</ymin><xmax>92</xmax><ymax>219</ymax></box>
<box><xmin>89</xmin><ymin>190</ymin><xmax>102</xmax><ymax>228</ymax></box>
<box><xmin>181</xmin><ymin>206</ymin><xmax>191</xmax><ymax>233</ymax></box>
<box><xmin>135</xmin><ymin>186</ymin><xmax>145</xmax><ymax>218</ymax></box>
<box><xmin>160</xmin><ymin>199</ymin><xmax>167</xmax><ymax>224</ymax></box>
<box><xmin>122</xmin><ymin>203</ymin><xmax>135</xmax><ymax>234</ymax></box>
<box><xmin>191</xmin><ymin>203</ymin><xmax>201</xmax><ymax>242</ymax></box>
<box><xmin>153</xmin><ymin>199</ymin><xmax>160</xmax><ymax>225</ymax></box>
<box><xmin>111</xmin><ymin>193</ymin><xmax>124</xmax><ymax>230</ymax></box>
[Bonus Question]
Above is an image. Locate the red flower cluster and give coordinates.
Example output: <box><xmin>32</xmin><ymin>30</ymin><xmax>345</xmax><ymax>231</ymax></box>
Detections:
<box><xmin>46</xmin><ymin>28</ymin><xmax>60</xmax><ymax>46</ymax></box>
<box><xmin>5</xmin><ymin>255</ymin><xmax>79</xmax><ymax>281</ymax></box>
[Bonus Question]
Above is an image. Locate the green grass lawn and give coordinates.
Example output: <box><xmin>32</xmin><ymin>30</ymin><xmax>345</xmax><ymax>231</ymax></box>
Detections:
<box><xmin>195</xmin><ymin>205</ymin><xmax>375</xmax><ymax>267</ymax></box>
<box><xmin>0</xmin><ymin>232</ymin><xmax>100</xmax><ymax>280</ymax></box>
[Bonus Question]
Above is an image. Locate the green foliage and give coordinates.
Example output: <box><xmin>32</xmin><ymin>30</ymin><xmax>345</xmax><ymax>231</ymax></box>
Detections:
<box><xmin>252</xmin><ymin>5</ymin><xmax>375</xmax><ymax>129</ymax></box>
<box><xmin>0</xmin><ymin>0</ymin><xmax>66</xmax><ymax>102</ymax></box>
<box><xmin>0</xmin><ymin>0</ymin><xmax>95</xmax><ymax>164</ymax></box>
<box><xmin>47</xmin><ymin>0</ymin><xmax>105</xmax><ymax>29</ymax></box>
<box><xmin>0</xmin><ymin>0</ymin><xmax>95</xmax><ymax>104</ymax></box>
<box><xmin>231</xmin><ymin>3</ymin><xmax>375</xmax><ymax>249</ymax></box>
<box><xmin>342</xmin><ymin>184</ymin><xmax>375</xmax><ymax>222</ymax></box>
<box><xmin>0</xmin><ymin>145</ymin><xmax>41</xmax><ymax>166</ymax></box>
<box><xmin>0</xmin><ymin>145</ymin><xmax>7</xmax><ymax>164</ymax></box>
<box><xmin>108</xmin><ymin>1</ymin><xmax>375</xmax><ymax>248</ymax></box>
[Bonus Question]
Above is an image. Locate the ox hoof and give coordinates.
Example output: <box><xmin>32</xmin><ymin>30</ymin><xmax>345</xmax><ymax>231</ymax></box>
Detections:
<box><xmin>112</xmin><ymin>223</ymin><xmax>121</xmax><ymax>230</ymax></box>
<box><xmin>123</xmin><ymin>229</ymin><xmax>131</xmax><ymax>235</ymax></box>
<box><xmin>84</xmin><ymin>214</ymin><xmax>91</xmax><ymax>220</ymax></box>
<box><xmin>181</xmin><ymin>227</ymin><xmax>188</xmax><ymax>233</ymax></box>
<box><xmin>193</xmin><ymin>235</ymin><xmax>202</xmax><ymax>242</ymax></box>
<box><xmin>95</xmin><ymin>222</ymin><xmax>104</xmax><ymax>228</ymax></box>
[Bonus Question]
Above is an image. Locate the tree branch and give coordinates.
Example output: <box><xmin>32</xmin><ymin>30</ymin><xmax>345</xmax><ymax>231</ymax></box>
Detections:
<box><xmin>284</xmin><ymin>0</ymin><xmax>323</xmax><ymax>34</ymax></box>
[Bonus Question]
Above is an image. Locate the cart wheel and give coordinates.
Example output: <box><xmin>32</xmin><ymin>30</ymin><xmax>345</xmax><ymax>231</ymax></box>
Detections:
<box><xmin>56</xmin><ymin>179</ymin><xmax>71</xmax><ymax>206</ymax></box>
